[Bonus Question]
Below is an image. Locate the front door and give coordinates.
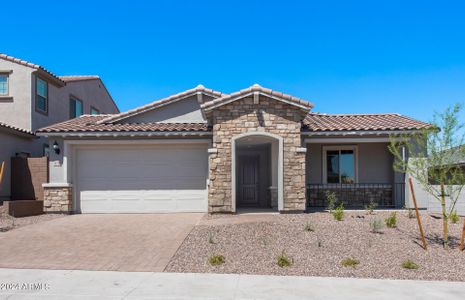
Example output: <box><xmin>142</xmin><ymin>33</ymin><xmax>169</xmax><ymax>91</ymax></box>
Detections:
<box><xmin>237</xmin><ymin>155</ymin><xmax>259</xmax><ymax>207</ymax></box>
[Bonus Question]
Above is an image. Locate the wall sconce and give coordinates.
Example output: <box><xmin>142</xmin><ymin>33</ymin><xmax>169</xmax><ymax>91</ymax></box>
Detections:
<box><xmin>53</xmin><ymin>141</ymin><xmax>60</xmax><ymax>155</ymax></box>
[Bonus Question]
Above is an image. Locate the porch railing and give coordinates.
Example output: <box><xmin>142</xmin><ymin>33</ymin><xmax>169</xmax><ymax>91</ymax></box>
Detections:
<box><xmin>306</xmin><ymin>183</ymin><xmax>405</xmax><ymax>209</ymax></box>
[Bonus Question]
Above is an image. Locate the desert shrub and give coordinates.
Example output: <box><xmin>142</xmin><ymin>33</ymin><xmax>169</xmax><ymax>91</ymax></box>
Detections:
<box><xmin>385</xmin><ymin>212</ymin><xmax>397</xmax><ymax>228</ymax></box>
<box><xmin>450</xmin><ymin>211</ymin><xmax>460</xmax><ymax>224</ymax></box>
<box><xmin>208</xmin><ymin>255</ymin><xmax>225</xmax><ymax>266</ymax></box>
<box><xmin>408</xmin><ymin>209</ymin><xmax>416</xmax><ymax>219</ymax></box>
<box><xmin>304</xmin><ymin>221</ymin><xmax>314</xmax><ymax>232</ymax></box>
<box><xmin>365</xmin><ymin>200</ymin><xmax>378</xmax><ymax>215</ymax></box>
<box><xmin>208</xmin><ymin>233</ymin><xmax>216</xmax><ymax>244</ymax></box>
<box><xmin>401</xmin><ymin>260</ymin><xmax>419</xmax><ymax>270</ymax></box>
<box><xmin>370</xmin><ymin>217</ymin><xmax>384</xmax><ymax>233</ymax></box>
<box><xmin>326</xmin><ymin>191</ymin><xmax>337</xmax><ymax>212</ymax></box>
<box><xmin>332</xmin><ymin>203</ymin><xmax>344</xmax><ymax>221</ymax></box>
<box><xmin>277</xmin><ymin>250</ymin><xmax>293</xmax><ymax>268</ymax></box>
<box><xmin>341</xmin><ymin>257</ymin><xmax>360</xmax><ymax>268</ymax></box>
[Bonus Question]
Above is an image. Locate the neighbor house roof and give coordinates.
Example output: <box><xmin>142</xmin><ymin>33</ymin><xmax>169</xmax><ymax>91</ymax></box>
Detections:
<box><xmin>97</xmin><ymin>85</ymin><xmax>224</xmax><ymax>124</ymax></box>
<box><xmin>59</xmin><ymin>75</ymin><xmax>100</xmax><ymax>82</ymax></box>
<box><xmin>0</xmin><ymin>121</ymin><xmax>35</xmax><ymax>137</ymax></box>
<box><xmin>36</xmin><ymin>115</ymin><xmax>209</xmax><ymax>135</ymax></box>
<box><xmin>303</xmin><ymin>113</ymin><xmax>432</xmax><ymax>132</ymax></box>
<box><xmin>0</xmin><ymin>53</ymin><xmax>66</xmax><ymax>86</ymax></box>
<box><xmin>201</xmin><ymin>84</ymin><xmax>313</xmax><ymax>112</ymax></box>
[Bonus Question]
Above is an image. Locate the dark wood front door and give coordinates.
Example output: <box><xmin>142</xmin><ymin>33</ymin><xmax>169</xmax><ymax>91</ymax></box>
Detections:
<box><xmin>237</xmin><ymin>155</ymin><xmax>259</xmax><ymax>207</ymax></box>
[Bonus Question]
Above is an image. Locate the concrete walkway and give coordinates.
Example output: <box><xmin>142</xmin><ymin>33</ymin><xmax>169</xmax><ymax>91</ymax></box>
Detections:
<box><xmin>0</xmin><ymin>268</ymin><xmax>463</xmax><ymax>300</ymax></box>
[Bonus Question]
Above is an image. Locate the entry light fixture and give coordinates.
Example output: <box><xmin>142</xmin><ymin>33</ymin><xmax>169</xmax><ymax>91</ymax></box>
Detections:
<box><xmin>53</xmin><ymin>141</ymin><xmax>60</xmax><ymax>155</ymax></box>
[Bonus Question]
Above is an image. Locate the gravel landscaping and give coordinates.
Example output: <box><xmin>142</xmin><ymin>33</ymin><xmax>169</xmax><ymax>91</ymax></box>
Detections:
<box><xmin>0</xmin><ymin>205</ymin><xmax>66</xmax><ymax>232</ymax></box>
<box><xmin>166</xmin><ymin>211</ymin><xmax>465</xmax><ymax>281</ymax></box>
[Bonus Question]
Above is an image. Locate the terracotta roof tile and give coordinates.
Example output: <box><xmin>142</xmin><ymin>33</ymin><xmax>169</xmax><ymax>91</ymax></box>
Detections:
<box><xmin>36</xmin><ymin>115</ymin><xmax>210</xmax><ymax>134</ymax></box>
<box><xmin>59</xmin><ymin>75</ymin><xmax>100</xmax><ymax>82</ymax></box>
<box><xmin>201</xmin><ymin>84</ymin><xmax>313</xmax><ymax>111</ymax></box>
<box><xmin>0</xmin><ymin>53</ymin><xmax>65</xmax><ymax>85</ymax></box>
<box><xmin>0</xmin><ymin>122</ymin><xmax>35</xmax><ymax>136</ymax></box>
<box><xmin>303</xmin><ymin>113</ymin><xmax>431</xmax><ymax>132</ymax></box>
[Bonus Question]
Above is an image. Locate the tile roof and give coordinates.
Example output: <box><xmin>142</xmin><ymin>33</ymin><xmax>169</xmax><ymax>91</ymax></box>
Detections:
<box><xmin>36</xmin><ymin>115</ymin><xmax>209</xmax><ymax>134</ymax></box>
<box><xmin>0</xmin><ymin>122</ymin><xmax>35</xmax><ymax>136</ymax></box>
<box><xmin>303</xmin><ymin>113</ymin><xmax>432</xmax><ymax>132</ymax></box>
<box><xmin>0</xmin><ymin>53</ymin><xmax>65</xmax><ymax>85</ymax></box>
<box><xmin>59</xmin><ymin>75</ymin><xmax>100</xmax><ymax>82</ymax></box>
<box><xmin>97</xmin><ymin>85</ymin><xmax>225</xmax><ymax>124</ymax></box>
<box><xmin>201</xmin><ymin>84</ymin><xmax>314</xmax><ymax>112</ymax></box>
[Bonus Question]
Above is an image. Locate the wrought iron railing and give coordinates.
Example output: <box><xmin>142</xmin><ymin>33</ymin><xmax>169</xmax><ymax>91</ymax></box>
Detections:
<box><xmin>306</xmin><ymin>183</ymin><xmax>405</xmax><ymax>209</ymax></box>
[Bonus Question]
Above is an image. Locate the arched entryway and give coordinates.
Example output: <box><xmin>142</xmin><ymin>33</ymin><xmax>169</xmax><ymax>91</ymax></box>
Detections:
<box><xmin>231</xmin><ymin>132</ymin><xmax>283</xmax><ymax>212</ymax></box>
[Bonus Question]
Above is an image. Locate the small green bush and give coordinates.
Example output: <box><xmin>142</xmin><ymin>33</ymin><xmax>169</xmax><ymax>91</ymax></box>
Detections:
<box><xmin>277</xmin><ymin>250</ymin><xmax>293</xmax><ymax>268</ymax></box>
<box><xmin>401</xmin><ymin>260</ymin><xmax>419</xmax><ymax>270</ymax></box>
<box><xmin>332</xmin><ymin>203</ymin><xmax>344</xmax><ymax>221</ymax></box>
<box><xmin>208</xmin><ymin>255</ymin><xmax>225</xmax><ymax>266</ymax></box>
<box><xmin>370</xmin><ymin>217</ymin><xmax>384</xmax><ymax>233</ymax></box>
<box><xmin>326</xmin><ymin>191</ymin><xmax>337</xmax><ymax>212</ymax></box>
<box><xmin>365</xmin><ymin>200</ymin><xmax>378</xmax><ymax>215</ymax></box>
<box><xmin>450</xmin><ymin>211</ymin><xmax>460</xmax><ymax>224</ymax></box>
<box><xmin>304</xmin><ymin>221</ymin><xmax>314</xmax><ymax>232</ymax></box>
<box><xmin>208</xmin><ymin>234</ymin><xmax>216</xmax><ymax>244</ymax></box>
<box><xmin>385</xmin><ymin>212</ymin><xmax>397</xmax><ymax>228</ymax></box>
<box><xmin>341</xmin><ymin>257</ymin><xmax>360</xmax><ymax>268</ymax></box>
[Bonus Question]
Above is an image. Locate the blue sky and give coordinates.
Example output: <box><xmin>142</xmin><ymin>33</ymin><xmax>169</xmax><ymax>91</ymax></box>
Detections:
<box><xmin>3</xmin><ymin>0</ymin><xmax>465</xmax><ymax>121</ymax></box>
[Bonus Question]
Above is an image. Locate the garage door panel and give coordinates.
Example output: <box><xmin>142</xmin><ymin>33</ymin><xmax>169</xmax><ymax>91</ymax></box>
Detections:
<box><xmin>76</xmin><ymin>145</ymin><xmax>208</xmax><ymax>213</ymax></box>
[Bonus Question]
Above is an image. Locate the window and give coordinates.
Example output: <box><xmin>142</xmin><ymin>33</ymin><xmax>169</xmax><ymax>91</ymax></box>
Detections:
<box><xmin>323</xmin><ymin>146</ymin><xmax>357</xmax><ymax>184</ymax></box>
<box><xmin>36</xmin><ymin>78</ymin><xmax>48</xmax><ymax>113</ymax></box>
<box><xmin>69</xmin><ymin>96</ymin><xmax>83</xmax><ymax>119</ymax></box>
<box><xmin>90</xmin><ymin>106</ymin><xmax>100</xmax><ymax>115</ymax></box>
<box><xmin>0</xmin><ymin>74</ymin><xmax>8</xmax><ymax>95</ymax></box>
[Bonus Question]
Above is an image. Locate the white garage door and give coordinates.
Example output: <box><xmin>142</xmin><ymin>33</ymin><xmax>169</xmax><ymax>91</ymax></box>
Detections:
<box><xmin>76</xmin><ymin>144</ymin><xmax>208</xmax><ymax>213</ymax></box>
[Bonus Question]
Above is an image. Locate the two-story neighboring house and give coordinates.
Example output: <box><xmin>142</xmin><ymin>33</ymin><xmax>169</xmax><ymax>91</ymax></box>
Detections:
<box><xmin>0</xmin><ymin>54</ymin><xmax>119</xmax><ymax>201</ymax></box>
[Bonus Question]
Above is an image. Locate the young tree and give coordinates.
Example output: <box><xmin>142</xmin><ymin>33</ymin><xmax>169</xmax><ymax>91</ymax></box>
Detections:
<box><xmin>389</xmin><ymin>104</ymin><xmax>465</xmax><ymax>248</ymax></box>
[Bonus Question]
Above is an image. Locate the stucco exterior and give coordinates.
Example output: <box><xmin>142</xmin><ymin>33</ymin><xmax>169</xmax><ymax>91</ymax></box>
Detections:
<box><xmin>306</xmin><ymin>142</ymin><xmax>394</xmax><ymax>184</ymax></box>
<box><xmin>120</xmin><ymin>95</ymin><xmax>206</xmax><ymax>124</ymax></box>
<box><xmin>0</xmin><ymin>56</ymin><xmax>119</xmax><ymax>201</ymax></box>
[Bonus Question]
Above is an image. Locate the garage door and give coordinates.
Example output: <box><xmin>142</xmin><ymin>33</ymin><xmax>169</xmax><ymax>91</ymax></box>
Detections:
<box><xmin>76</xmin><ymin>144</ymin><xmax>208</xmax><ymax>213</ymax></box>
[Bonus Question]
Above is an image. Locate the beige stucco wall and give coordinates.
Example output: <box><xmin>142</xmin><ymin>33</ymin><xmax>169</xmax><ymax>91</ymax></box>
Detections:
<box><xmin>306</xmin><ymin>142</ymin><xmax>394</xmax><ymax>184</ymax></box>
<box><xmin>32</xmin><ymin>77</ymin><xmax>119</xmax><ymax>131</ymax></box>
<box><xmin>208</xmin><ymin>96</ymin><xmax>307</xmax><ymax>213</ymax></box>
<box><xmin>121</xmin><ymin>95</ymin><xmax>206</xmax><ymax>124</ymax></box>
<box><xmin>0</xmin><ymin>59</ymin><xmax>34</xmax><ymax>131</ymax></box>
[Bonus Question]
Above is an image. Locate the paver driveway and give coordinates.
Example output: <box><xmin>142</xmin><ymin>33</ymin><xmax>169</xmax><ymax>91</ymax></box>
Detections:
<box><xmin>0</xmin><ymin>213</ymin><xmax>203</xmax><ymax>271</ymax></box>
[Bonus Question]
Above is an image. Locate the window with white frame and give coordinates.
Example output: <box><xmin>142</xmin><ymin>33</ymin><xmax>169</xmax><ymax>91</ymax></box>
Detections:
<box><xmin>0</xmin><ymin>74</ymin><xmax>8</xmax><ymax>95</ymax></box>
<box><xmin>323</xmin><ymin>146</ymin><xmax>358</xmax><ymax>184</ymax></box>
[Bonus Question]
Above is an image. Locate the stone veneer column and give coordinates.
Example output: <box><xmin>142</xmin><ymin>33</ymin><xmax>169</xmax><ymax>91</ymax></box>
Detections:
<box><xmin>207</xmin><ymin>96</ymin><xmax>307</xmax><ymax>213</ymax></box>
<box><xmin>43</xmin><ymin>185</ymin><xmax>73</xmax><ymax>213</ymax></box>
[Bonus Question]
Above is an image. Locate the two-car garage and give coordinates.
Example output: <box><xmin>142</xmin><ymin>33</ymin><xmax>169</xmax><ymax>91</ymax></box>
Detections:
<box><xmin>74</xmin><ymin>143</ymin><xmax>208</xmax><ymax>213</ymax></box>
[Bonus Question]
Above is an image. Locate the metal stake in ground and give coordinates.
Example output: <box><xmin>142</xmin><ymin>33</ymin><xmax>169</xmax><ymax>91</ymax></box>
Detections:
<box><xmin>460</xmin><ymin>218</ymin><xmax>465</xmax><ymax>251</ymax></box>
<box><xmin>408</xmin><ymin>177</ymin><xmax>428</xmax><ymax>250</ymax></box>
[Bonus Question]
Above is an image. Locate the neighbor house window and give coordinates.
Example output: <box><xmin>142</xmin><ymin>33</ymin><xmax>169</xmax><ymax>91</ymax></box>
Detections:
<box><xmin>36</xmin><ymin>78</ymin><xmax>48</xmax><ymax>113</ymax></box>
<box><xmin>0</xmin><ymin>74</ymin><xmax>9</xmax><ymax>95</ymax></box>
<box><xmin>323</xmin><ymin>146</ymin><xmax>357</xmax><ymax>184</ymax></box>
<box><xmin>69</xmin><ymin>96</ymin><xmax>83</xmax><ymax>118</ymax></box>
<box><xmin>90</xmin><ymin>106</ymin><xmax>100</xmax><ymax>115</ymax></box>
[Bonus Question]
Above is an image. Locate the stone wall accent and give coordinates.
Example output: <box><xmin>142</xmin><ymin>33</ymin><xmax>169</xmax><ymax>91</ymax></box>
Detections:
<box><xmin>208</xmin><ymin>96</ymin><xmax>307</xmax><ymax>213</ymax></box>
<box><xmin>43</xmin><ymin>186</ymin><xmax>72</xmax><ymax>213</ymax></box>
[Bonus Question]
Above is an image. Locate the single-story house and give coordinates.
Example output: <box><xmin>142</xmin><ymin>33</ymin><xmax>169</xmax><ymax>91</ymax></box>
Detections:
<box><xmin>36</xmin><ymin>84</ymin><xmax>431</xmax><ymax>214</ymax></box>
